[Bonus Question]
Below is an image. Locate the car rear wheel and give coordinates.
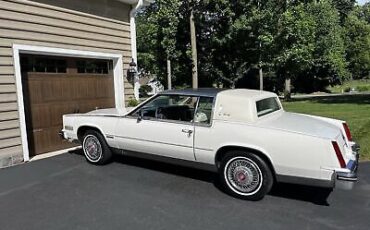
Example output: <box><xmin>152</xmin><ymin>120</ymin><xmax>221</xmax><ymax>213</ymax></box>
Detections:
<box><xmin>220</xmin><ymin>151</ymin><xmax>273</xmax><ymax>201</ymax></box>
<box><xmin>82</xmin><ymin>130</ymin><xmax>112</xmax><ymax>165</ymax></box>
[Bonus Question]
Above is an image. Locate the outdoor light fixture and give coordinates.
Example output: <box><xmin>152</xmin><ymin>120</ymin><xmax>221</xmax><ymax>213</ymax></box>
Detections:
<box><xmin>127</xmin><ymin>58</ymin><xmax>137</xmax><ymax>83</ymax></box>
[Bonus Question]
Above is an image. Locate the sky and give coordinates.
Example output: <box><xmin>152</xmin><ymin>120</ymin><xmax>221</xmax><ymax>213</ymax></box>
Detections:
<box><xmin>358</xmin><ymin>0</ymin><xmax>369</xmax><ymax>5</ymax></box>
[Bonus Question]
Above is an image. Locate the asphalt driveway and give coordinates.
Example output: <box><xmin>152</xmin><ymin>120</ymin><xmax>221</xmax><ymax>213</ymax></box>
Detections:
<box><xmin>0</xmin><ymin>151</ymin><xmax>369</xmax><ymax>230</ymax></box>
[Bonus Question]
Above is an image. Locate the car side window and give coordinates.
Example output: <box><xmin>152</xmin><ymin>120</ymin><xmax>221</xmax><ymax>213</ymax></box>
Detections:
<box><xmin>132</xmin><ymin>95</ymin><xmax>199</xmax><ymax>123</ymax></box>
<box><xmin>194</xmin><ymin>97</ymin><xmax>214</xmax><ymax>125</ymax></box>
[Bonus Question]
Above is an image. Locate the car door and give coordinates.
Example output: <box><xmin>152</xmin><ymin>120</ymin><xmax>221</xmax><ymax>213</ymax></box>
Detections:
<box><xmin>115</xmin><ymin>94</ymin><xmax>198</xmax><ymax>161</ymax></box>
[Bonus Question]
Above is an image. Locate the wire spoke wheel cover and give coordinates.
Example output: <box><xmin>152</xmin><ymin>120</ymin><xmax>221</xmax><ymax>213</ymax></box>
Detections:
<box><xmin>224</xmin><ymin>157</ymin><xmax>263</xmax><ymax>195</ymax></box>
<box><xmin>83</xmin><ymin>135</ymin><xmax>103</xmax><ymax>162</ymax></box>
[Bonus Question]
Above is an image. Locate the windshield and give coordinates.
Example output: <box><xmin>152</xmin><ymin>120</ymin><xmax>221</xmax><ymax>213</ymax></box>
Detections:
<box><xmin>256</xmin><ymin>97</ymin><xmax>281</xmax><ymax>117</ymax></box>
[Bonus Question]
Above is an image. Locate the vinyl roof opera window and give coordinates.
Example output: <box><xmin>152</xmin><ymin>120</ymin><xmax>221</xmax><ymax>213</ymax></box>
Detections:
<box><xmin>256</xmin><ymin>97</ymin><xmax>281</xmax><ymax>117</ymax></box>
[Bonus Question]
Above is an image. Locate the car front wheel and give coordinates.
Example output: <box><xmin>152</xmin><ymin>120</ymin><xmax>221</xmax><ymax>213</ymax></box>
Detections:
<box><xmin>220</xmin><ymin>151</ymin><xmax>273</xmax><ymax>201</ymax></box>
<box><xmin>82</xmin><ymin>130</ymin><xmax>112</xmax><ymax>165</ymax></box>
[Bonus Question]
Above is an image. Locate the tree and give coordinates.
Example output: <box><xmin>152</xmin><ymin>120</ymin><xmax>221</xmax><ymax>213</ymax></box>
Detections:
<box><xmin>333</xmin><ymin>0</ymin><xmax>356</xmax><ymax>23</ymax></box>
<box><xmin>194</xmin><ymin>0</ymin><xmax>278</xmax><ymax>88</ymax></box>
<box><xmin>274</xmin><ymin>0</ymin><xmax>348</xmax><ymax>95</ymax></box>
<box><xmin>308</xmin><ymin>0</ymin><xmax>349</xmax><ymax>89</ymax></box>
<box><xmin>136</xmin><ymin>0</ymin><xmax>365</xmax><ymax>94</ymax></box>
<box><xmin>344</xmin><ymin>7</ymin><xmax>370</xmax><ymax>79</ymax></box>
<box><xmin>274</xmin><ymin>3</ymin><xmax>316</xmax><ymax>97</ymax></box>
<box><xmin>136</xmin><ymin>0</ymin><xmax>181</xmax><ymax>87</ymax></box>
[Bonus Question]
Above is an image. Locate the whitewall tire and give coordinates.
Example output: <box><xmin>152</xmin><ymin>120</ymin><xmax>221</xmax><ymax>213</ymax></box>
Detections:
<box><xmin>82</xmin><ymin>130</ymin><xmax>112</xmax><ymax>165</ymax></box>
<box><xmin>220</xmin><ymin>151</ymin><xmax>273</xmax><ymax>201</ymax></box>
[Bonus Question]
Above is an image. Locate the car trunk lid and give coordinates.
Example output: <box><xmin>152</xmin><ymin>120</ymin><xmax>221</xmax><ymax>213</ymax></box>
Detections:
<box><xmin>259</xmin><ymin>112</ymin><xmax>341</xmax><ymax>140</ymax></box>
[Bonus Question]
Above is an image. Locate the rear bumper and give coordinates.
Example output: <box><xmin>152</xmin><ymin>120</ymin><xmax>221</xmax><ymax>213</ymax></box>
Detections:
<box><xmin>335</xmin><ymin>143</ymin><xmax>360</xmax><ymax>189</ymax></box>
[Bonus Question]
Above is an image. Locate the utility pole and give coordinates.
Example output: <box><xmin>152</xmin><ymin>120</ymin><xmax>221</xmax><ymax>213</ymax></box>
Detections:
<box><xmin>167</xmin><ymin>59</ymin><xmax>172</xmax><ymax>90</ymax></box>
<box><xmin>259</xmin><ymin>41</ymin><xmax>263</xmax><ymax>91</ymax></box>
<box><xmin>190</xmin><ymin>10</ymin><xmax>198</xmax><ymax>89</ymax></box>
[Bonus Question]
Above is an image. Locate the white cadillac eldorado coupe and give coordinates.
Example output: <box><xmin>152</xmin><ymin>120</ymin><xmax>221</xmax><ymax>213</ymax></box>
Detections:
<box><xmin>60</xmin><ymin>89</ymin><xmax>359</xmax><ymax>200</ymax></box>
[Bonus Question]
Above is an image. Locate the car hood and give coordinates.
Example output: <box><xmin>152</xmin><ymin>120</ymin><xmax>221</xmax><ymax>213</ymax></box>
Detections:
<box><xmin>86</xmin><ymin>108</ymin><xmax>128</xmax><ymax>116</ymax></box>
<box><xmin>259</xmin><ymin>112</ymin><xmax>341</xmax><ymax>139</ymax></box>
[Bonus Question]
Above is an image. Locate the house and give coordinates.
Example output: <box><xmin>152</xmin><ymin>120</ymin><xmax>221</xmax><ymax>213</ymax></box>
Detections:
<box><xmin>0</xmin><ymin>0</ymin><xmax>153</xmax><ymax>168</ymax></box>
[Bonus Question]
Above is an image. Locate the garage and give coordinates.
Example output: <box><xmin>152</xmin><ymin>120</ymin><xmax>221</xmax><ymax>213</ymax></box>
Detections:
<box><xmin>0</xmin><ymin>0</ymin><xmax>153</xmax><ymax>168</ymax></box>
<box><xmin>20</xmin><ymin>54</ymin><xmax>115</xmax><ymax>156</ymax></box>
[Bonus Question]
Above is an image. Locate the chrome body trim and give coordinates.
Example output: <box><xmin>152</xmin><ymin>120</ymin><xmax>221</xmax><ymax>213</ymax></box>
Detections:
<box><xmin>115</xmin><ymin>135</ymin><xmax>193</xmax><ymax>149</ymax></box>
<box><xmin>276</xmin><ymin>174</ymin><xmax>335</xmax><ymax>188</ymax></box>
<box><xmin>121</xmin><ymin>150</ymin><xmax>218</xmax><ymax>172</ymax></box>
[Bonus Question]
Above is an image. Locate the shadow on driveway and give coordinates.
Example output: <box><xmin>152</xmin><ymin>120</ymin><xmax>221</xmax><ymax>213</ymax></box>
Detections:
<box><xmin>71</xmin><ymin>149</ymin><xmax>333</xmax><ymax>206</ymax></box>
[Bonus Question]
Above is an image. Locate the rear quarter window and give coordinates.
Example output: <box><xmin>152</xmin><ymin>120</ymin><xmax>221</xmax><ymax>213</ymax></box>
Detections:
<box><xmin>256</xmin><ymin>97</ymin><xmax>281</xmax><ymax>117</ymax></box>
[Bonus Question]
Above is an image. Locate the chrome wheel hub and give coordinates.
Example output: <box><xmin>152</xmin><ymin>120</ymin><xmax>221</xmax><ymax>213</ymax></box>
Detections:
<box><xmin>225</xmin><ymin>158</ymin><xmax>262</xmax><ymax>194</ymax></box>
<box><xmin>83</xmin><ymin>135</ymin><xmax>102</xmax><ymax>161</ymax></box>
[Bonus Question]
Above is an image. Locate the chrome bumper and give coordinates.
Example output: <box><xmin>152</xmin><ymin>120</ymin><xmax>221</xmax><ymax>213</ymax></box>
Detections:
<box><xmin>58</xmin><ymin>129</ymin><xmax>65</xmax><ymax>139</ymax></box>
<box><xmin>335</xmin><ymin>143</ymin><xmax>360</xmax><ymax>189</ymax></box>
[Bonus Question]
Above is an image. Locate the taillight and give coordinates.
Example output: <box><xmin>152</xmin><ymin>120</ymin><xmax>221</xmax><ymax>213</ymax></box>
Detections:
<box><xmin>343</xmin><ymin>123</ymin><xmax>352</xmax><ymax>142</ymax></box>
<box><xmin>332</xmin><ymin>141</ymin><xmax>346</xmax><ymax>168</ymax></box>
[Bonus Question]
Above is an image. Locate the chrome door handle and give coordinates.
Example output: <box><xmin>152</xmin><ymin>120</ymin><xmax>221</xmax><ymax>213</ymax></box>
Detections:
<box><xmin>181</xmin><ymin>129</ymin><xmax>193</xmax><ymax>134</ymax></box>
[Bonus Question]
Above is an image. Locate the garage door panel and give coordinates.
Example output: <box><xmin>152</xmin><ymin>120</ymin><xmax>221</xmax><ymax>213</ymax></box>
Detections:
<box><xmin>27</xmin><ymin>104</ymin><xmax>52</xmax><ymax>130</ymax></box>
<box><xmin>78</xmin><ymin>98</ymin><xmax>115</xmax><ymax>113</ymax></box>
<box><xmin>31</xmin><ymin>125</ymin><xmax>76</xmax><ymax>154</ymax></box>
<box><xmin>50</xmin><ymin>103</ymin><xmax>77</xmax><ymax>126</ymax></box>
<box><xmin>42</xmin><ymin>78</ymin><xmax>67</xmax><ymax>102</ymax></box>
<box><xmin>23</xmin><ymin>78</ymin><xmax>43</xmax><ymax>105</ymax></box>
<box><xmin>96</xmin><ymin>77</ymin><xmax>114</xmax><ymax>98</ymax></box>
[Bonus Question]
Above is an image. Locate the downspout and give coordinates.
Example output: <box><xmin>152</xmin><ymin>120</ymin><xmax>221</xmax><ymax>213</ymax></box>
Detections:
<box><xmin>130</xmin><ymin>0</ymin><xmax>144</xmax><ymax>100</ymax></box>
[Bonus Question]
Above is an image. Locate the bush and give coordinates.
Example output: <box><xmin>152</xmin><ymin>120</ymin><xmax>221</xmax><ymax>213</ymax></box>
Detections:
<box><xmin>356</xmin><ymin>85</ymin><xmax>370</xmax><ymax>92</ymax></box>
<box><xmin>127</xmin><ymin>98</ymin><xmax>139</xmax><ymax>107</ymax></box>
<box><xmin>343</xmin><ymin>87</ymin><xmax>351</xmax><ymax>93</ymax></box>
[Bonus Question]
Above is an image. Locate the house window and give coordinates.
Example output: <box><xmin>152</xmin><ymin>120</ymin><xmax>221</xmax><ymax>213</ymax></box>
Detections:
<box><xmin>76</xmin><ymin>60</ymin><xmax>110</xmax><ymax>74</ymax></box>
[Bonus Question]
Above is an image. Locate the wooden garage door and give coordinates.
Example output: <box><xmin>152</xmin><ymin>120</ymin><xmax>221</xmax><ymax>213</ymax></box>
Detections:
<box><xmin>21</xmin><ymin>55</ymin><xmax>115</xmax><ymax>156</ymax></box>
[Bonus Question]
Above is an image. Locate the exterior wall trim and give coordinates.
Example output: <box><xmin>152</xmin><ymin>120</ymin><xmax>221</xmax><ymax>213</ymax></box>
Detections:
<box><xmin>12</xmin><ymin>44</ymin><xmax>125</xmax><ymax>162</ymax></box>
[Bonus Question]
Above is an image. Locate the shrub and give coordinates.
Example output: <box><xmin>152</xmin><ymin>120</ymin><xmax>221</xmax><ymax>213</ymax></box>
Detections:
<box><xmin>343</xmin><ymin>87</ymin><xmax>351</xmax><ymax>93</ymax></box>
<box><xmin>127</xmin><ymin>98</ymin><xmax>139</xmax><ymax>107</ymax></box>
<box><xmin>356</xmin><ymin>86</ymin><xmax>370</xmax><ymax>92</ymax></box>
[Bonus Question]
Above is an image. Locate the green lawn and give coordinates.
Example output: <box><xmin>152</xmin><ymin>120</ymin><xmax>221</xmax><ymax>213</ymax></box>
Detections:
<box><xmin>282</xmin><ymin>95</ymin><xmax>370</xmax><ymax>161</ymax></box>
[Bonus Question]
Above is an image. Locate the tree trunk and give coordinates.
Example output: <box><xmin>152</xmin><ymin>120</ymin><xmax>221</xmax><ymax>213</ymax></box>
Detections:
<box><xmin>259</xmin><ymin>67</ymin><xmax>263</xmax><ymax>91</ymax></box>
<box><xmin>190</xmin><ymin>10</ymin><xmax>198</xmax><ymax>89</ymax></box>
<box><xmin>167</xmin><ymin>59</ymin><xmax>172</xmax><ymax>90</ymax></box>
<box><xmin>284</xmin><ymin>77</ymin><xmax>291</xmax><ymax>100</ymax></box>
